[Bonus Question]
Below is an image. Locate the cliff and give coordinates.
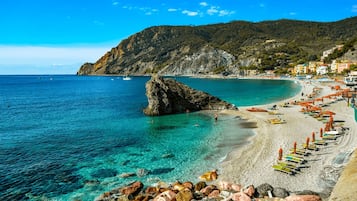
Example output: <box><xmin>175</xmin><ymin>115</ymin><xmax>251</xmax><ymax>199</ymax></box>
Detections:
<box><xmin>143</xmin><ymin>75</ymin><xmax>238</xmax><ymax>116</ymax></box>
<box><xmin>77</xmin><ymin>17</ymin><xmax>357</xmax><ymax>76</ymax></box>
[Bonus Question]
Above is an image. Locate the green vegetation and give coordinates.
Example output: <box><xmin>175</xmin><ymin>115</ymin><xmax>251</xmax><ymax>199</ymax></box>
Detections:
<box><xmin>83</xmin><ymin>17</ymin><xmax>357</xmax><ymax>75</ymax></box>
<box><xmin>323</xmin><ymin>37</ymin><xmax>357</xmax><ymax>63</ymax></box>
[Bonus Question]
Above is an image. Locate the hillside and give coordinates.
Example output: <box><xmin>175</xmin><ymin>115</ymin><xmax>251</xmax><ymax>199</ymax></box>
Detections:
<box><xmin>77</xmin><ymin>17</ymin><xmax>357</xmax><ymax>76</ymax></box>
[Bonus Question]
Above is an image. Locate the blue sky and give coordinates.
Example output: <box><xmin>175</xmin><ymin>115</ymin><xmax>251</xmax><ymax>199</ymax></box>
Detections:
<box><xmin>1</xmin><ymin>0</ymin><xmax>356</xmax><ymax>74</ymax></box>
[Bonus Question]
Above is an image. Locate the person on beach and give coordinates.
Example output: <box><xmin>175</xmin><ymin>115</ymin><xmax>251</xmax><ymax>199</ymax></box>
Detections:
<box><xmin>214</xmin><ymin>113</ymin><xmax>218</xmax><ymax>121</ymax></box>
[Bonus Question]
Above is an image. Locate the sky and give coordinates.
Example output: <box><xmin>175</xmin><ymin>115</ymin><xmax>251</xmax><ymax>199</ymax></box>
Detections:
<box><xmin>0</xmin><ymin>0</ymin><xmax>357</xmax><ymax>74</ymax></box>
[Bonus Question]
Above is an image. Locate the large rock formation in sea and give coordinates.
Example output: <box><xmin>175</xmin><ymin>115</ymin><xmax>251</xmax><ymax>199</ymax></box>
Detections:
<box><xmin>143</xmin><ymin>75</ymin><xmax>238</xmax><ymax>116</ymax></box>
<box><xmin>77</xmin><ymin>17</ymin><xmax>357</xmax><ymax>76</ymax></box>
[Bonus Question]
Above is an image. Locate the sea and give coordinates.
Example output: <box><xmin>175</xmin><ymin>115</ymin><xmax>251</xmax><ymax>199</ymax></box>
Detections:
<box><xmin>0</xmin><ymin>75</ymin><xmax>301</xmax><ymax>201</ymax></box>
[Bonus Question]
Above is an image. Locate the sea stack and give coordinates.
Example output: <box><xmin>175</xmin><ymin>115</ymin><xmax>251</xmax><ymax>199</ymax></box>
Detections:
<box><xmin>143</xmin><ymin>75</ymin><xmax>238</xmax><ymax>116</ymax></box>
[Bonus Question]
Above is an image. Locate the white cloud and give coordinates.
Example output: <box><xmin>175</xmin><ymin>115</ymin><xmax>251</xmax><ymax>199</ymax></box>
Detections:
<box><xmin>182</xmin><ymin>10</ymin><xmax>199</xmax><ymax>16</ymax></box>
<box><xmin>259</xmin><ymin>3</ymin><xmax>265</xmax><ymax>8</ymax></box>
<box><xmin>289</xmin><ymin>12</ymin><xmax>297</xmax><ymax>16</ymax></box>
<box><xmin>112</xmin><ymin>1</ymin><xmax>119</xmax><ymax>6</ymax></box>
<box><xmin>168</xmin><ymin>8</ymin><xmax>178</xmax><ymax>12</ymax></box>
<box><xmin>352</xmin><ymin>5</ymin><xmax>357</xmax><ymax>12</ymax></box>
<box><xmin>207</xmin><ymin>6</ymin><xmax>219</xmax><ymax>15</ymax></box>
<box><xmin>218</xmin><ymin>10</ymin><xmax>235</xmax><ymax>16</ymax></box>
<box><xmin>200</xmin><ymin>2</ymin><xmax>208</xmax><ymax>7</ymax></box>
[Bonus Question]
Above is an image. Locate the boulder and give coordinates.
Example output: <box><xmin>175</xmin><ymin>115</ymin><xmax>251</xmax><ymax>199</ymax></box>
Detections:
<box><xmin>272</xmin><ymin>187</ymin><xmax>290</xmax><ymax>198</ymax></box>
<box><xmin>143</xmin><ymin>75</ymin><xmax>238</xmax><ymax>116</ymax></box>
<box><xmin>230</xmin><ymin>192</ymin><xmax>252</xmax><ymax>201</ymax></box>
<box><xmin>285</xmin><ymin>195</ymin><xmax>322</xmax><ymax>201</ymax></box>
<box><xmin>243</xmin><ymin>185</ymin><xmax>255</xmax><ymax>197</ymax></box>
<box><xmin>176</xmin><ymin>188</ymin><xmax>194</xmax><ymax>201</ymax></box>
<box><xmin>120</xmin><ymin>181</ymin><xmax>144</xmax><ymax>199</ymax></box>
<box><xmin>194</xmin><ymin>181</ymin><xmax>207</xmax><ymax>191</ymax></box>
<box><xmin>153</xmin><ymin>190</ymin><xmax>176</xmax><ymax>201</ymax></box>
<box><xmin>255</xmin><ymin>183</ymin><xmax>274</xmax><ymax>198</ymax></box>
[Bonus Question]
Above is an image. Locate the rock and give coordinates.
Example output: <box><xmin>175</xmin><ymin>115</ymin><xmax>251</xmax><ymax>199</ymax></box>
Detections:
<box><xmin>285</xmin><ymin>195</ymin><xmax>322</xmax><ymax>201</ymax></box>
<box><xmin>200</xmin><ymin>185</ymin><xmax>216</xmax><ymax>196</ymax></box>
<box><xmin>119</xmin><ymin>172</ymin><xmax>136</xmax><ymax>178</ymax></box>
<box><xmin>143</xmin><ymin>75</ymin><xmax>238</xmax><ymax>116</ymax></box>
<box><xmin>145</xmin><ymin>186</ymin><xmax>159</xmax><ymax>196</ymax></box>
<box><xmin>198</xmin><ymin>169</ymin><xmax>218</xmax><ymax>181</ymax></box>
<box><xmin>120</xmin><ymin>181</ymin><xmax>144</xmax><ymax>199</ymax></box>
<box><xmin>182</xmin><ymin>181</ymin><xmax>194</xmax><ymax>190</ymax></box>
<box><xmin>208</xmin><ymin>189</ymin><xmax>221</xmax><ymax>198</ymax></box>
<box><xmin>255</xmin><ymin>183</ymin><xmax>274</xmax><ymax>198</ymax></box>
<box><xmin>136</xmin><ymin>168</ymin><xmax>150</xmax><ymax>177</ymax></box>
<box><xmin>176</xmin><ymin>188</ymin><xmax>194</xmax><ymax>201</ymax></box>
<box><xmin>230</xmin><ymin>192</ymin><xmax>252</xmax><ymax>201</ymax></box>
<box><xmin>194</xmin><ymin>181</ymin><xmax>207</xmax><ymax>191</ymax></box>
<box><xmin>272</xmin><ymin>187</ymin><xmax>289</xmax><ymax>198</ymax></box>
<box><xmin>219</xmin><ymin>181</ymin><xmax>241</xmax><ymax>192</ymax></box>
<box><xmin>153</xmin><ymin>190</ymin><xmax>176</xmax><ymax>201</ymax></box>
<box><xmin>243</xmin><ymin>185</ymin><xmax>255</xmax><ymax>197</ymax></box>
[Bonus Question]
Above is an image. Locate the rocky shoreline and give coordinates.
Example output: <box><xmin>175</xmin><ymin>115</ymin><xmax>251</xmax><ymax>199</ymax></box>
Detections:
<box><xmin>95</xmin><ymin>179</ymin><xmax>324</xmax><ymax>201</ymax></box>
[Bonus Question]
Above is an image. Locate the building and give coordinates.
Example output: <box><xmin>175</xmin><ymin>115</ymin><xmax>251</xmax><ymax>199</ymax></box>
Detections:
<box><xmin>316</xmin><ymin>66</ymin><xmax>328</xmax><ymax>75</ymax></box>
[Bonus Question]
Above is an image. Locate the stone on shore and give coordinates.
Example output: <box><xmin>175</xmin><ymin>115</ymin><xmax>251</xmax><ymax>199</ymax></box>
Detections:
<box><xmin>143</xmin><ymin>75</ymin><xmax>238</xmax><ymax>116</ymax></box>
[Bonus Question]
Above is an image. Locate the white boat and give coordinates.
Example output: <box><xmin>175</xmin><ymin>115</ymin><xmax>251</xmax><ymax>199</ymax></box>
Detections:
<box><xmin>344</xmin><ymin>72</ymin><xmax>357</xmax><ymax>86</ymax></box>
<box><xmin>123</xmin><ymin>76</ymin><xmax>132</xmax><ymax>81</ymax></box>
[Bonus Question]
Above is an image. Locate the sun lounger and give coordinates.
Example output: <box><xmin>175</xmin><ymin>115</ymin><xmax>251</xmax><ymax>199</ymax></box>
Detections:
<box><xmin>268</xmin><ymin>118</ymin><xmax>286</xmax><ymax>124</ymax></box>
<box><xmin>277</xmin><ymin>161</ymin><xmax>300</xmax><ymax>171</ymax></box>
<box><xmin>272</xmin><ymin>164</ymin><xmax>294</xmax><ymax>175</ymax></box>
<box><xmin>284</xmin><ymin>155</ymin><xmax>306</xmax><ymax>164</ymax></box>
<box><xmin>302</xmin><ymin>143</ymin><xmax>318</xmax><ymax>151</ymax></box>
<box><xmin>313</xmin><ymin>140</ymin><xmax>327</xmax><ymax>145</ymax></box>
<box><xmin>322</xmin><ymin>135</ymin><xmax>337</xmax><ymax>140</ymax></box>
<box><xmin>289</xmin><ymin>148</ymin><xmax>308</xmax><ymax>156</ymax></box>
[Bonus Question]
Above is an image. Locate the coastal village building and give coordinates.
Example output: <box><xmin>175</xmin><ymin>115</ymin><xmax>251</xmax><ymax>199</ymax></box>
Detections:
<box><xmin>330</xmin><ymin>60</ymin><xmax>357</xmax><ymax>73</ymax></box>
<box><xmin>320</xmin><ymin>45</ymin><xmax>344</xmax><ymax>61</ymax></box>
<box><xmin>316</xmin><ymin>66</ymin><xmax>328</xmax><ymax>75</ymax></box>
<box><xmin>293</xmin><ymin>63</ymin><xmax>308</xmax><ymax>75</ymax></box>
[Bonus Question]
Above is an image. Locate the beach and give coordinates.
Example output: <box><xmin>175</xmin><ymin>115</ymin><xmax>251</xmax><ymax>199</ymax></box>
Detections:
<box><xmin>216</xmin><ymin>78</ymin><xmax>357</xmax><ymax>196</ymax></box>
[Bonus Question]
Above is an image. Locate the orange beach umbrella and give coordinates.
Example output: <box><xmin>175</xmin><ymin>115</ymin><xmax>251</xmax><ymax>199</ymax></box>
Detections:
<box><xmin>312</xmin><ymin>132</ymin><xmax>315</xmax><ymax>142</ymax></box>
<box><xmin>320</xmin><ymin>128</ymin><xmax>323</xmax><ymax>138</ymax></box>
<box><xmin>305</xmin><ymin>137</ymin><xmax>310</xmax><ymax>149</ymax></box>
<box><xmin>293</xmin><ymin>142</ymin><xmax>297</xmax><ymax>154</ymax></box>
<box><xmin>278</xmin><ymin>147</ymin><xmax>283</xmax><ymax>160</ymax></box>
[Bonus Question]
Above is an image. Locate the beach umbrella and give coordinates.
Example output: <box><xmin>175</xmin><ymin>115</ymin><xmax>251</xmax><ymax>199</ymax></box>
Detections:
<box><xmin>278</xmin><ymin>147</ymin><xmax>283</xmax><ymax>160</ymax></box>
<box><xmin>312</xmin><ymin>132</ymin><xmax>315</xmax><ymax>142</ymax></box>
<box><xmin>305</xmin><ymin>137</ymin><xmax>310</xmax><ymax>149</ymax></box>
<box><xmin>321</xmin><ymin>110</ymin><xmax>336</xmax><ymax>116</ymax></box>
<box><xmin>293</xmin><ymin>142</ymin><xmax>297</xmax><ymax>154</ymax></box>
<box><xmin>320</xmin><ymin>128</ymin><xmax>323</xmax><ymax>138</ymax></box>
<box><xmin>329</xmin><ymin>115</ymin><xmax>334</xmax><ymax>123</ymax></box>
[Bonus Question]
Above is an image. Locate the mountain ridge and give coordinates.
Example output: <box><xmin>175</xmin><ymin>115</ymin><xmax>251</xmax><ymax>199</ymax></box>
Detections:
<box><xmin>77</xmin><ymin>16</ymin><xmax>357</xmax><ymax>76</ymax></box>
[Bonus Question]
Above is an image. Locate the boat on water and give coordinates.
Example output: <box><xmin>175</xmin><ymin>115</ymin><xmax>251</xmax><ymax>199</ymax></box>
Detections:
<box><xmin>123</xmin><ymin>76</ymin><xmax>132</xmax><ymax>81</ymax></box>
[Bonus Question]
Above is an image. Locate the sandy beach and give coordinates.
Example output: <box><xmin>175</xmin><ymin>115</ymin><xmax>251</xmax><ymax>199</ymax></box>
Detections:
<box><xmin>216</xmin><ymin>78</ymin><xmax>357</xmax><ymax>195</ymax></box>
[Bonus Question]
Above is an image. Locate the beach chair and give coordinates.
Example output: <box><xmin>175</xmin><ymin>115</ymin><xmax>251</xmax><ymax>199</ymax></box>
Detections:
<box><xmin>302</xmin><ymin>143</ymin><xmax>318</xmax><ymax>151</ymax></box>
<box><xmin>289</xmin><ymin>148</ymin><xmax>308</xmax><ymax>156</ymax></box>
<box><xmin>272</xmin><ymin>164</ymin><xmax>294</xmax><ymax>175</ymax></box>
<box><xmin>284</xmin><ymin>155</ymin><xmax>306</xmax><ymax>164</ymax></box>
<box><xmin>322</xmin><ymin>135</ymin><xmax>337</xmax><ymax>140</ymax></box>
<box><xmin>277</xmin><ymin>161</ymin><xmax>300</xmax><ymax>171</ymax></box>
<box><xmin>313</xmin><ymin>140</ymin><xmax>327</xmax><ymax>146</ymax></box>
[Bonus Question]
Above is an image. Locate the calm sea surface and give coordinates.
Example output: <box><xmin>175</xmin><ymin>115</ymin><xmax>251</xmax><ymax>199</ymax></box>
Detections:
<box><xmin>0</xmin><ymin>75</ymin><xmax>300</xmax><ymax>201</ymax></box>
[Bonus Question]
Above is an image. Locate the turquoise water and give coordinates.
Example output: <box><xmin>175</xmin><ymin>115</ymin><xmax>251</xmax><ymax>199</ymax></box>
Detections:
<box><xmin>0</xmin><ymin>75</ymin><xmax>300</xmax><ymax>201</ymax></box>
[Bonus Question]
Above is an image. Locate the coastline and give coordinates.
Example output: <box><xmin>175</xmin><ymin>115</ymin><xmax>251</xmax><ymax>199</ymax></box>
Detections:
<box><xmin>215</xmin><ymin>78</ymin><xmax>357</xmax><ymax>198</ymax></box>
